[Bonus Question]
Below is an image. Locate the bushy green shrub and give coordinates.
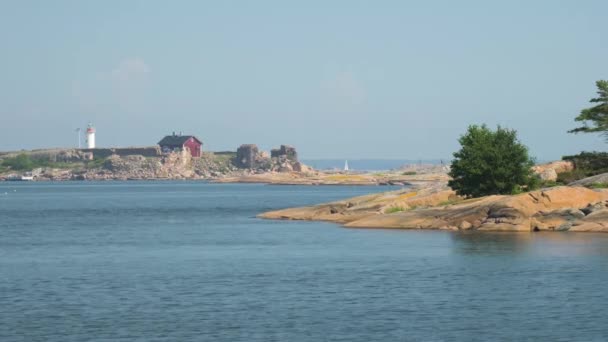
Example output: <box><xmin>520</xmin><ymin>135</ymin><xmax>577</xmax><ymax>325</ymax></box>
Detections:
<box><xmin>448</xmin><ymin>125</ymin><xmax>538</xmax><ymax>198</ymax></box>
<box><xmin>1</xmin><ymin>154</ymin><xmax>34</xmax><ymax>171</ymax></box>
<box><xmin>1</xmin><ymin>154</ymin><xmax>81</xmax><ymax>171</ymax></box>
<box><xmin>401</xmin><ymin>171</ymin><xmax>417</xmax><ymax>176</ymax></box>
<box><xmin>85</xmin><ymin>157</ymin><xmax>106</xmax><ymax>169</ymax></box>
<box><xmin>562</xmin><ymin>151</ymin><xmax>608</xmax><ymax>175</ymax></box>
<box><xmin>587</xmin><ymin>182</ymin><xmax>608</xmax><ymax>189</ymax></box>
<box><xmin>556</xmin><ymin>169</ymin><xmax>591</xmax><ymax>184</ymax></box>
<box><xmin>511</xmin><ymin>175</ymin><xmax>542</xmax><ymax>195</ymax></box>
<box><xmin>438</xmin><ymin>199</ymin><xmax>460</xmax><ymax>206</ymax></box>
<box><xmin>540</xmin><ymin>180</ymin><xmax>561</xmax><ymax>188</ymax></box>
<box><xmin>385</xmin><ymin>206</ymin><xmax>405</xmax><ymax>214</ymax></box>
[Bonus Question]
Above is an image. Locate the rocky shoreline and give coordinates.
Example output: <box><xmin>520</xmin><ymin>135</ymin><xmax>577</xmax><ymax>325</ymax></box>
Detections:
<box><xmin>212</xmin><ymin>169</ymin><xmax>448</xmax><ymax>186</ymax></box>
<box><xmin>0</xmin><ymin>144</ymin><xmax>315</xmax><ymax>182</ymax></box>
<box><xmin>0</xmin><ymin>146</ymin><xmax>452</xmax><ymax>185</ymax></box>
<box><xmin>259</xmin><ymin>183</ymin><xmax>608</xmax><ymax>232</ymax></box>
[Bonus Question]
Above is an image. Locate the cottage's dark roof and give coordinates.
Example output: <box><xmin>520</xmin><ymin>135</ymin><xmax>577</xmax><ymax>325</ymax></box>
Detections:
<box><xmin>158</xmin><ymin>135</ymin><xmax>202</xmax><ymax>147</ymax></box>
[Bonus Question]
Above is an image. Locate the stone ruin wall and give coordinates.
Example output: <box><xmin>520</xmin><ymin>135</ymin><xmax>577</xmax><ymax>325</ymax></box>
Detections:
<box><xmin>270</xmin><ymin>145</ymin><xmax>298</xmax><ymax>161</ymax></box>
<box><xmin>81</xmin><ymin>146</ymin><xmax>161</xmax><ymax>159</ymax></box>
<box><xmin>236</xmin><ymin>144</ymin><xmax>259</xmax><ymax>169</ymax></box>
<box><xmin>233</xmin><ymin>144</ymin><xmax>305</xmax><ymax>172</ymax></box>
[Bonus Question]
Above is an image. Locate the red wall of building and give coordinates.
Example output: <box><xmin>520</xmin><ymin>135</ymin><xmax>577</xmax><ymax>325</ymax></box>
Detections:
<box><xmin>183</xmin><ymin>138</ymin><xmax>202</xmax><ymax>158</ymax></box>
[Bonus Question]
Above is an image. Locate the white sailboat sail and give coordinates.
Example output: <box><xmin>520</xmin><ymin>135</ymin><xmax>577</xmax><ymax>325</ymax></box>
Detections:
<box><xmin>344</xmin><ymin>160</ymin><xmax>349</xmax><ymax>171</ymax></box>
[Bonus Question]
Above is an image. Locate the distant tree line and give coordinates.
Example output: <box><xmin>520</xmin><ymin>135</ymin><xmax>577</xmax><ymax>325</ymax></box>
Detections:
<box><xmin>0</xmin><ymin>154</ymin><xmax>103</xmax><ymax>172</ymax></box>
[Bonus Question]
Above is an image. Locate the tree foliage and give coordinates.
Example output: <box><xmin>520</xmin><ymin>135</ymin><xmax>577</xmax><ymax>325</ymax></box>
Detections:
<box><xmin>569</xmin><ymin>80</ymin><xmax>608</xmax><ymax>137</ymax></box>
<box><xmin>1</xmin><ymin>154</ymin><xmax>34</xmax><ymax>171</ymax></box>
<box><xmin>448</xmin><ymin>125</ymin><xmax>538</xmax><ymax>198</ymax></box>
<box><xmin>562</xmin><ymin>151</ymin><xmax>608</xmax><ymax>174</ymax></box>
<box><xmin>0</xmin><ymin>154</ymin><xmax>80</xmax><ymax>171</ymax></box>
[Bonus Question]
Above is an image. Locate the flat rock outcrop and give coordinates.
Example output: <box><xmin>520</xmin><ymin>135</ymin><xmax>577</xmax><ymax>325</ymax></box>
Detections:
<box><xmin>259</xmin><ymin>183</ymin><xmax>455</xmax><ymax>222</ymax></box>
<box><xmin>260</xmin><ymin>186</ymin><xmax>608</xmax><ymax>232</ymax></box>
<box><xmin>215</xmin><ymin>168</ymin><xmax>449</xmax><ymax>185</ymax></box>
<box><xmin>569</xmin><ymin>172</ymin><xmax>608</xmax><ymax>187</ymax></box>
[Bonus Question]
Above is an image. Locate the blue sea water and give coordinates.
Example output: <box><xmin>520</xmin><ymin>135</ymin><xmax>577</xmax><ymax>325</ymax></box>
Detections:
<box><xmin>2</xmin><ymin>181</ymin><xmax>608</xmax><ymax>341</ymax></box>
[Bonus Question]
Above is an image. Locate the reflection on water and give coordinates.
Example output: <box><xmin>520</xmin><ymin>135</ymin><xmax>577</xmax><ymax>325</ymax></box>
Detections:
<box><xmin>451</xmin><ymin>231</ymin><xmax>608</xmax><ymax>257</ymax></box>
<box><xmin>3</xmin><ymin>182</ymin><xmax>608</xmax><ymax>341</ymax></box>
<box><xmin>451</xmin><ymin>232</ymin><xmax>535</xmax><ymax>255</ymax></box>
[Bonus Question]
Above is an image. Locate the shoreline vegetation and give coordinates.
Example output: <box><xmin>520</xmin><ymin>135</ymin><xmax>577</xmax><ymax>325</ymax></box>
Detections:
<box><xmin>260</xmin><ymin>80</ymin><xmax>608</xmax><ymax>233</ymax></box>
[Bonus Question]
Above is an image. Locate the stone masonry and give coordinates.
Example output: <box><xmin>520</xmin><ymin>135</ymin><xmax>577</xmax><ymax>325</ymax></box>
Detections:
<box><xmin>270</xmin><ymin>145</ymin><xmax>298</xmax><ymax>161</ymax></box>
<box><xmin>236</xmin><ymin>144</ymin><xmax>260</xmax><ymax>169</ymax></box>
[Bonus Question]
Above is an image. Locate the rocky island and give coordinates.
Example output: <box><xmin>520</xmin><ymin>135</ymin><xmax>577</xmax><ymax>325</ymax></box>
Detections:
<box><xmin>259</xmin><ymin>183</ymin><xmax>608</xmax><ymax>233</ymax></box>
<box><xmin>259</xmin><ymin>159</ymin><xmax>608</xmax><ymax>233</ymax></box>
<box><xmin>0</xmin><ymin>143</ymin><xmax>305</xmax><ymax>182</ymax></box>
<box><xmin>0</xmin><ymin>142</ymin><xmax>448</xmax><ymax>185</ymax></box>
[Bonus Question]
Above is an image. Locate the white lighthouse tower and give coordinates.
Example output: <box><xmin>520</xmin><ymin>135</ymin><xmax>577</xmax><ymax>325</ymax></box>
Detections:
<box><xmin>85</xmin><ymin>123</ymin><xmax>96</xmax><ymax>149</ymax></box>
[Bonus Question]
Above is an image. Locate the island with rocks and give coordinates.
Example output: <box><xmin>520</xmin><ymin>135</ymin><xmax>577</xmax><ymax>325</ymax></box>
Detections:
<box><xmin>259</xmin><ymin>181</ymin><xmax>608</xmax><ymax>233</ymax></box>
<box><xmin>260</xmin><ymin>157</ymin><xmax>608</xmax><ymax>233</ymax></box>
<box><xmin>259</xmin><ymin>130</ymin><xmax>608</xmax><ymax>233</ymax></box>
<box><xmin>259</xmin><ymin>80</ymin><xmax>608</xmax><ymax>234</ymax></box>
<box><xmin>0</xmin><ymin>143</ymin><xmax>306</xmax><ymax>182</ymax></box>
<box><xmin>0</xmin><ymin>137</ymin><xmax>447</xmax><ymax>185</ymax></box>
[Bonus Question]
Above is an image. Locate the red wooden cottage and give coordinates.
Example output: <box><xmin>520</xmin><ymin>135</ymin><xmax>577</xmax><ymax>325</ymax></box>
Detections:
<box><xmin>158</xmin><ymin>133</ymin><xmax>203</xmax><ymax>158</ymax></box>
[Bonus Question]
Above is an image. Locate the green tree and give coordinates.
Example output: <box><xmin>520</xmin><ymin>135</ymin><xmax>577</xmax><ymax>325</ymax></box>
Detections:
<box><xmin>569</xmin><ymin>80</ymin><xmax>608</xmax><ymax>137</ymax></box>
<box><xmin>448</xmin><ymin>125</ymin><xmax>538</xmax><ymax>198</ymax></box>
<box><xmin>1</xmin><ymin>154</ymin><xmax>34</xmax><ymax>171</ymax></box>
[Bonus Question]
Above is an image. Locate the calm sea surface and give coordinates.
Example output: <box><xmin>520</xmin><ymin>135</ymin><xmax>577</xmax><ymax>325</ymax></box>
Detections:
<box><xmin>2</xmin><ymin>182</ymin><xmax>608</xmax><ymax>341</ymax></box>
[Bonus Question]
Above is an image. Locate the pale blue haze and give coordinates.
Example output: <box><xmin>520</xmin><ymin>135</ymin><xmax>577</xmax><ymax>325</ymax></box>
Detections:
<box><xmin>0</xmin><ymin>1</ymin><xmax>607</xmax><ymax>159</ymax></box>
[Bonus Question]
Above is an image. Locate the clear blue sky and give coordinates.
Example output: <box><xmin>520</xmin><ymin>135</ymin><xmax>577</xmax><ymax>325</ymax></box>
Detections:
<box><xmin>1</xmin><ymin>0</ymin><xmax>606</xmax><ymax>160</ymax></box>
